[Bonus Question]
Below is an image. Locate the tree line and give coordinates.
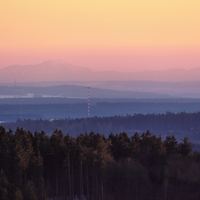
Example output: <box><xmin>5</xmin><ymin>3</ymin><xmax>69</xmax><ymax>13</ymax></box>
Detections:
<box><xmin>1</xmin><ymin>126</ymin><xmax>200</xmax><ymax>199</ymax></box>
<box><xmin>3</xmin><ymin>111</ymin><xmax>200</xmax><ymax>139</ymax></box>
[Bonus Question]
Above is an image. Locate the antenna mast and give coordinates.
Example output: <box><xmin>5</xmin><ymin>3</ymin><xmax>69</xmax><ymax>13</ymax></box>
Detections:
<box><xmin>20</xmin><ymin>93</ymin><xmax>22</xmax><ymax>120</ymax></box>
<box><xmin>87</xmin><ymin>87</ymin><xmax>90</xmax><ymax>118</ymax></box>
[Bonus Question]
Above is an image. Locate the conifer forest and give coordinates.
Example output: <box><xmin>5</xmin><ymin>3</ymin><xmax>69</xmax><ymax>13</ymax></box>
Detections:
<box><xmin>0</xmin><ymin>126</ymin><xmax>200</xmax><ymax>200</ymax></box>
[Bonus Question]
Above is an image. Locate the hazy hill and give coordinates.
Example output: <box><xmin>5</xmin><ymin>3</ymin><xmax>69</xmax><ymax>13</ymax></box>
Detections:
<box><xmin>0</xmin><ymin>85</ymin><xmax>171</xmax><ymax>99</ymax></box>
<box><xmin>66</xmin><ymin>80</ymin><xmax>200</xmax><ymax>98</ymax></box>
<box><xmin>0</xmin><ymin>60</ymin><xmax>200</xmax><ymax>83</ymax></box>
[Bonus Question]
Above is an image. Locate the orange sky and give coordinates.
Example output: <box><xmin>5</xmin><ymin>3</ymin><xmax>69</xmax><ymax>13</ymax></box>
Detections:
<box><xmin>1</xmin><ymin>0</ymin><xmax>200</xmax><ymax>72</ymax></box>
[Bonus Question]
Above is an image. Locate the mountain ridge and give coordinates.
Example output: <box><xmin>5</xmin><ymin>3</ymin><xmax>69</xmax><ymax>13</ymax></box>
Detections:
<box><xmin>0</xmin><ymin>84</ymin><xmax>172</xmax><ymax>99</ymax></box>
<box><xmin>0</xmin><ymin>60</ymin><xmax>200</xmax><ymax>83</ymax></box>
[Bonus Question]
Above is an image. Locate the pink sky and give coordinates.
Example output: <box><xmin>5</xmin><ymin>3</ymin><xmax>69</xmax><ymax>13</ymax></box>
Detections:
<box><xmin>1</xmin><ymin>46</ymin><xmax>200</xmax><ymax>72</ymax></box>
<box><xmin>1</xmin><ymin>0</ymin><xmax>200</xmax><ymax>72</ymax></box>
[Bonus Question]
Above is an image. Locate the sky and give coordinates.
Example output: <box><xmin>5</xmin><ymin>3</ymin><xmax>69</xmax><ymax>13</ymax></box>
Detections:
<box><xmin>1</xmin><ymin>0</ymin><xmax>200</xmax><ymax>72</ymax></box>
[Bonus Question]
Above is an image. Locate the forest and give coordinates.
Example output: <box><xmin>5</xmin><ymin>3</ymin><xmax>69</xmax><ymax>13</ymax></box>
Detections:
<box><xmin>0</xmin><ymin>126</ymin><xmax>200</xmax><ymax>200</ymax></box>
<box><xmin>3</xmin><ymin>111</ymin><xmax>200</xmax><ymax>141</ymax></box>
<box><xmin>1</xmin><ymin>98</ymin><xmax>200</xmax><ymax>122</ymax></box>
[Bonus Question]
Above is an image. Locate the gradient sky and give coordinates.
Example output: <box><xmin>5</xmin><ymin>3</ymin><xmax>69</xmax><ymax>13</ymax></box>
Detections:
<box><xmin>1</xmin><ymin>0</ymin><xmax>200</xmax><ymax>72</ymax></box>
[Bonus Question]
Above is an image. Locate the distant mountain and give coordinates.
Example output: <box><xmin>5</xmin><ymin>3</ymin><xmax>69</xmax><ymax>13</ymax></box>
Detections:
<box><xmin>0</xmin><ymin>84</ymin><xmax>172</xmax><ymax>99</ymax></box>
<box><xmin>64</xmin><ymin>80</ymin><xmax>200</xmax><ymax>98</ymax></box>
<box><xmin>132</xmin><ymin>68</ymin><xmax>200</xmax><ymax>82</ymax></box>
<box><xmin>0</xmin><ymin>60</ymin><xmax>200</xmax><ymax>83</ymax></box>
<box><xmin>0</xmin><ymin>60</ymin><xmax>92</xmax><ymax>83</ymax></box>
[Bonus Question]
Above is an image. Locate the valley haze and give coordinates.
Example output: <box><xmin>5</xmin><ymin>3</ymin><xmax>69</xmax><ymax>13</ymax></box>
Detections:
<box><xmin>0</xmin><ymin>60</ymin><xmax>200</xmax><ymax>99</ymax></box>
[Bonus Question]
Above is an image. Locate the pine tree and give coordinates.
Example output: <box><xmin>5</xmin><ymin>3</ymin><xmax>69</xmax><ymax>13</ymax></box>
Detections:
<box><xmin>178</xmin><ymin>137</ymin><xmax>193</xmax><ymax>157</ymax></box>
<box><xmin>48</xmin><ymin>129</ymin><xmax>66</xmax><ymax>198</ymax></box>
<box><xmin>164</xmin><ymin>135</ymin><xmax>178</xmax><ymax>155</ymax></box>
<box><xmin>0</xmin><ymin>127</ymin><xmax>12</xmax><ymax>176</ymax></box>
<box><xmin>14</xmin><ymin>128</ymin><xmax>33</xmax><ymax>192</ymax></box>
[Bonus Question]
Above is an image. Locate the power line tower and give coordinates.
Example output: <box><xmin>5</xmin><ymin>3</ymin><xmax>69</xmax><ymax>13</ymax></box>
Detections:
<box><xmin>87</xmin><ymin>87</ymin><xmax>91</xmax><ymax>118</ymax></box>
<box><xmin>20</xmin><ymin>92</ymin><xmax>22</xmax><ymax>120</ymax></box>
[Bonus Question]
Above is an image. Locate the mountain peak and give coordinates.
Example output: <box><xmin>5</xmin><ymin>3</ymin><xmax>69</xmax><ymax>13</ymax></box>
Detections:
<box><xmin>42</xmin><ymin>59</ymin><xmax>68</xmax><ymax>66</ymax></box>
